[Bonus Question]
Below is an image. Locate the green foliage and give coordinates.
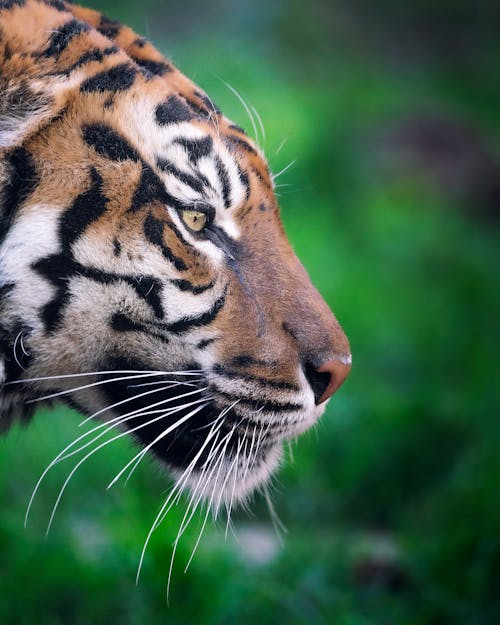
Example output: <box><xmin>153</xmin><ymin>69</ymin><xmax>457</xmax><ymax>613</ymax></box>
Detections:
<box><xmin>1</xmin><ymin>1</ymin><xmax>499</xmax><ymax>623</ymax></box>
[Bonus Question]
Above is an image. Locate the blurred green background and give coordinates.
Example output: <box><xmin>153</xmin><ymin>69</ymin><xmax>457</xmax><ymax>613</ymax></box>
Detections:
<box><xmin>1</xmin><ymin>0</ymin><xmax>499</xmax><ymax>623</ymax></box>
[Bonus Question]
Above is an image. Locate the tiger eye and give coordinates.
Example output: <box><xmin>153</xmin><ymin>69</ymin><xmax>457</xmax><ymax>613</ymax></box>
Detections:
<box><xmin>180</xmin><ymin>209</ymin><xmax>208</xmax><ymax>232</ymax></box>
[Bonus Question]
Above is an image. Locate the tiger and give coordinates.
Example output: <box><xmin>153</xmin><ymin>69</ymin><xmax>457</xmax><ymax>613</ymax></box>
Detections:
<box><xmin>0</xmin><ymin>0</ymin><xmax>351</xmax><ymax>515</ymax></box>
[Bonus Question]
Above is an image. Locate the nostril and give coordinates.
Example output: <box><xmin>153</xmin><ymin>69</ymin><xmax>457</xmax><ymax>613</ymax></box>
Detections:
<box><xmin>304</xmin><ymin>361</ymin><xmax>332</xmax><ymax>405</ymax></box>
<box><xmin>304</xmin><ymin>357</ymin><xmax>352</xmax><ymax>405</ymax></box>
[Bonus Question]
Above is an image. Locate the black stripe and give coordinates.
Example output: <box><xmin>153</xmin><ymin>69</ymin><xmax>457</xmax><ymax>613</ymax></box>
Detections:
<box><xmin>33</xmin><ymin>255</ymin><xmax>164</xmax><ymax>332</ymax></box>
<box><xmin>229</xmin><ymin>354</ymin><xmax>278</xmax><ymax>368</ymax></box>
<box><xmin>172</xmin><ymin>279</ymin><xmax>214</xmax><ymax>294</ymax></box>
<box><xmin>215</xmin><ymin>156</ymin><xmax>231</xmax><ymax>208</ymax></box>
<box><xmin>82</xmin><ymin>124</ymin><xmax>140</xmax><ymax>162</ymax></box>
<box><xmin>226</xmin><ymin>134</ymin><xmax>258</xmax><ymax>156</ymax></box>
<box><xmin>0</xmin><ymin>0</ymin><xmax>25</xmax><ymax>10</ymax></box>
<box><xmin>0</xmin><ymin>148</ymin><xmax>39</xmax><ymax>245</ymax></box>
<box><xmin>196</xmin><ymin>337</ymin><xmax>217</xmax><ymax>349</ymax></box>
<box><xmin>59</xmin><ymin>167</ymin><xmax>107</xmax><ymax>250</ymax></box>
<box><xmin>43</xmin><ymin>0</ymin><xmax>68</xmax><ymax>10</ymax></box>
<box><xmin>57</xmin><ymin>46</ymin><xmax>118</xmax><ymax>75</ymax></box>
<box><xmin>0</xmin><ymin>283</ymin><xmax>15</xmax><ymax>300</ymax></box>
<box><xmin>97</xmin><ymin>15</ymin><xmax>121</xmax><ymax>39</ymax></box>
<box><xmin>143</xmin><ymin>213</ymin><xmax>187</xmax><ymax>271</ymax></box>
<box><xmin>214</xmin><ymin>389</ymin><xmax>302</xmax><ymax>413</ymax></box>
<box><xmin>163</xmin><ymin>290</ymin><xmax>226</xmax><ymax>334</ymax></box>
<box><xmin>228</xmin><ymin>123</ymin><xmax>245</xmax><ymax>134</ymax></box>
<box><xmin>43</xmin><ymin>19</ymin><xmax>90</xmax><ymax>58</ymax></box>
<box><xmin>132</xmin><ymin>58</ymin><xmax>172</xmax><ymax>77</ymax></box>
<box><xmin>129</xmin><ymin>166</ymin><xmax>183</xmax><ymax>212</ymax></box>
<box><xmin>155</xmin><ymin>96</ymin><xmax>194</xmax><ymax>125</ymax></box>
<box><xmin>194</xmin><ymin>91</ymin><xmax>221</xmax><ymax>116</ymax></box>
<box><xmin>174</xmin><ymin>136</ymin><xmax>213</xmax><ymax>164</ymax></box>
<box><xmin>110</xmin><ymin>313</ymin><xmax>169</xmax><ymax>342</ymax></box>
<box><xmin>212</xmin><ymin>364</ymin><xmax>300</xmax><ymax>392</ymax></box>
<box><xmin>80</xmin><ymin>63</ymin><xmax>136</xmax><ymax>93</ymax></box>
<box><xmin>237</xmin><ymin>166</ymin><xmax>250</xmax><ymax>201</ymax></box>
<box><xmin>156</xmin><ymin>158</ymin><xmax>206</xmax><ymax>195</ymax></box>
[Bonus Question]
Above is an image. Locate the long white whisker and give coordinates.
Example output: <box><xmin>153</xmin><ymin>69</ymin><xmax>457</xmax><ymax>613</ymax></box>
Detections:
<box><xmin>108</xmin><ymin>401</ymin><xmax>209</xmax><ymax>489</ymax></box>
<box><xmin>25</xmin><ymin>372</ymin><xmax>198</xmax><ymax>404</ymax></box>
<box><xmin>222</xmin><ymin>79</ymin><xmax>259</xmax><ymax>144</ymax></box>
<box><xmin>201</xmin><ymin>92</ymin><xmax>221</xmax><ymax>138</ymax></box>
<box><xmin>250</xmin><ymin>103</ymin><xmax>266</xmax><ymax>145</ymax></box>
<box><xmin>272</xmin><ymin>159</ymin><xmax>296</xmax><ymax>181</ymax></box>
<box><xmin>79</xmin><ymin>385</ymin><xmax>207</xmax><ymax>427</ymax></box>
<box><xmin>167</xmin><ymin>427</ymin><xmax>232</xmax><ymax>601</ymax></box>
<box><xmin>153</xmin><ymin>400</ymin><xmax>237</xmax><ymax>527</ymax></box>
<box><xmin>225</xmin><ymin>432</ymin><xmax>244</xmax><ymax>538</ymax></box>
<box><xmin>62</xmin><ymin>391</ymin><xmax>208</xmax><ymax>465</ymax></box>
<box><xmin>24</xmin><ymin>386</ymin><xmax>204</xmax><ymax>527</ymax></box>
<box><xmin>274</xmin><ymin>136</ymin><xmax>288</xmax><ymax>156</ymax></box>
<box><xmin>77</xmin><ymin>380</ymin><xmax>200</xmax><ymax>426</ymax></box>
<box><xmin>7</xmin><ymin>369</ymin><xmax>202</xmax><ymax>385</ymax></box>
<box><xmin>20</xmin><ymin>333</ymin><xmax>30</xmax><ymax>357</ymax></box>
<box><xmin>264</xmin><ymin>484</ymin><xmax>287</xmax><ymax>545</ymax></box>
<box><xmin>46</xmin><ymin>401</ymin><xmax>208</xmax><ymax>535</ymax></box>
<box><xmin>127</xmin><ymin>378</ymin><xmax>203</xmax><ymax>389</ymax></box>
<box><xmin>135</xmin><ymin>415</ymin><xmax>226</xmax><ymax>584</ymax></box>
<box><xmin>13</xmin><ymin>331</ymin><xmax>25</xmax><ymax>371</ymax></box>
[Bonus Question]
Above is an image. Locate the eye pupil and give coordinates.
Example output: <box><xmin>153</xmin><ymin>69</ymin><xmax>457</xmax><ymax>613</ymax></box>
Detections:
<box><xmin>180</xmin><ymin>209</ymin><xmax>207</xmax><ymax>232</ymax></box>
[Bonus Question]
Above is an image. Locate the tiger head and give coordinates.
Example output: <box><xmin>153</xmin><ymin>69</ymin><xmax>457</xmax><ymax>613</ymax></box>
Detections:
<box><xmin>0</xmin><ymin>1</ymin><xmax>350</xmax><ymax>507</ymax></box>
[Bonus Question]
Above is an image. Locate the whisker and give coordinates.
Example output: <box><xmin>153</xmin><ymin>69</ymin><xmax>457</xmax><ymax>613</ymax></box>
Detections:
<box><xmin>225</xmin><ymin>433</ymin><xmax>244</xmax><ymax>538</ymax></box>
<box><xmin>221</xmin><ymin>79</ymin><xmax>259</xmax><ymax>144</ymax></box>
<box><xmin>153</xmin><ymin>400</ymin><xmax>237</xmax><ymax>527</ymax></box>
<box><xmin>136</xmin><ymin>415</ymin><xmax>226</xmax><ymax>584</ymax></box>
<box><xmin>25</xmin><ymin>389</ymin><xmax>207</xmax><ymax>527</ymax></box>
<box><xmin>79</xmin><ymin>385</ymin><xmax>207</xmax><ymax>426</ymax></box>
<box><xmin>250</xmin><ymin>103</ymin><xmax>266</xmax><ymax>146</ymax></box>
<box><xmin>46</xmin><ymin>401</ymin><xmax>208</xmax><ymax>535</ymax></box>
<box><xmin>7</xmin><ymin>369</ymin><xmax>202</xmax><ymax>385</ymax></box>
<box><xmin>20</xmin><ymin>334</ymin><xmax>30</xmax><ymax>358</ymax></box>
<box><xmin>25</xmin><ymin>372</ymin><xmax>200</xmax><ymax>404</ymax></box>
<box><xmin>167</xmin><ymin>428</ymin><xmax>232</xmax><ymax>600</ymax></box>
<box><xmin>127</xmin><ymin>378</ymin><xmax>203</xmax><ymax>389</ymax></box>
<box><xmin>201</xmin><ymin>92</ymin><xmax>221</xmax><ymax>138</ymax></box>
<box><xmin>13</xmin><ymin>331</ymin><xmax>25</xmax><ymax>371</ymax></box>
<box><xmin>264</xmin><ymin>483</ymin><xmax>287</xmax><ymax>546</ymax></box>
<box><xmin>78</xmin><ymin>380</ymin><xmax>202</xmax><ymax>426</ymax></box>
<box><xmin>274</xmin><ymin>136</ymin><xmax>288</xmax><ymax>156</ymax></box>
<box><xmin>108</xmin><ymin>401</ymin><xmax>209</xmax><ymax>489</ymax></box>
<box><xmin>272</xmin><ymin>159</ymin><xmax>296</xmax><ymax>181</ymax></box>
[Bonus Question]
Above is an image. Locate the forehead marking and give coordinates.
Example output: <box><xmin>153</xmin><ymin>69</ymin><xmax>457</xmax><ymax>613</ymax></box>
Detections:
<box><xmin>155</xmin><ymin>96</ymin><xmax>194</xmax><ymax>125</ymax></box>
<box><xmin>80</xmin><ymin>63</ymin><xmax>137</xmax><ymax>93</ymax></box>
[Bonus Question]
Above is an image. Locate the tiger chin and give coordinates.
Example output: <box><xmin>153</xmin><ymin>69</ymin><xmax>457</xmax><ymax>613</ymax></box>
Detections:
<box><xmin>0</xmin><ymin>0</ymin><xmax>351</xmax><ymax>514</ymax></box>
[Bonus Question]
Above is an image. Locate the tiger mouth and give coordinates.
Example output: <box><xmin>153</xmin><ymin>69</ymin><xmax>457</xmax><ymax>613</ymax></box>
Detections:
<box><xmin>99</xmin><ymin>367</ymin><xmax>307</xmax><ymax>502</ymax></box>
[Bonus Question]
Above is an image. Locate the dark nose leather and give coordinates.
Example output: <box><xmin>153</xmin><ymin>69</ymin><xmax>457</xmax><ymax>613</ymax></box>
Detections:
<box><xmin>305</xmin><ymin>358</ymin><xmax>351</xmax><ymax>405</ymax></box>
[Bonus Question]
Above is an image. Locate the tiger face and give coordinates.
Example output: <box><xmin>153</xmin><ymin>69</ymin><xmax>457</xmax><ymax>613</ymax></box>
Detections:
<box><xmin>0</xmin><ymin>0</ymin><xmax>350</xmax><ymax>507</ymax></box>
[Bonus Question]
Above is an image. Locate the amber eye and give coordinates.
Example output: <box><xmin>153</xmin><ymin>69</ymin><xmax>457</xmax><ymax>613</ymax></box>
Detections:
<box><xmin>180</xmin><ymin>209</ymin><xmax>208</xmax><ymax>232</ymax></box>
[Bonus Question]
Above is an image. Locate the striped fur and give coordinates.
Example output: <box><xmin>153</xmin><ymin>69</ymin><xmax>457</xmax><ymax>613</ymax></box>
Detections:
<box><xmin>0</xmin><ymin>1</ymin><xmax>350</xmax><ymax>507</ymax></box>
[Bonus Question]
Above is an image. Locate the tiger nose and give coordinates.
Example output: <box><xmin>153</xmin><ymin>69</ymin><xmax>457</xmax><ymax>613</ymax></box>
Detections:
<box><xmin>304</xmin><ymin>357</ymin><xmax>352</xmax><ymax>405</ymax></box>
